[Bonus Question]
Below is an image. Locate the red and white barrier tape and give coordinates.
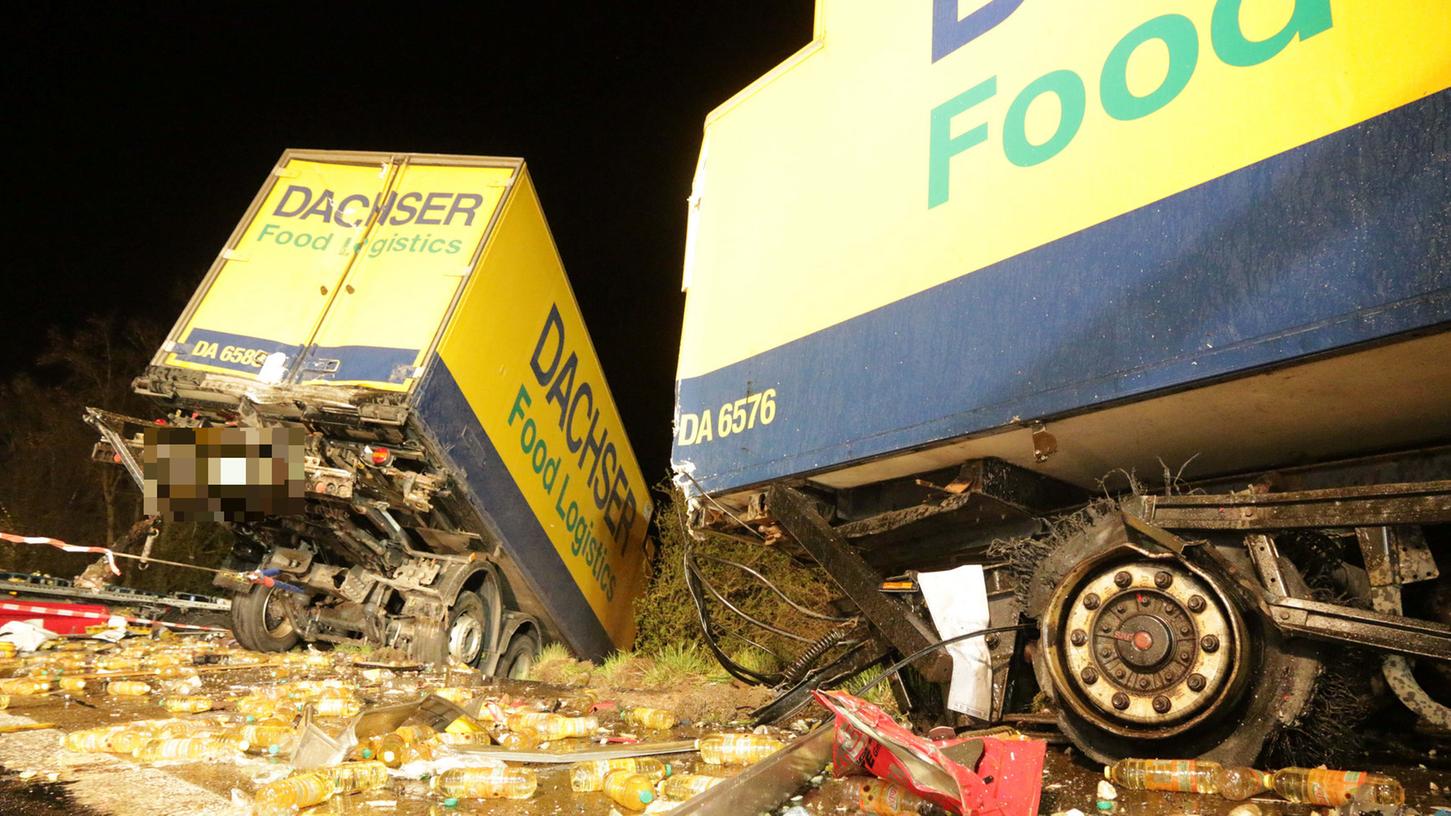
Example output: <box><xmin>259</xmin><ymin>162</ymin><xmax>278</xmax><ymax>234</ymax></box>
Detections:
<box><xmin>0</xmin><ymin>532</ymin><xmax>119</xmax><ymax>575</ymax></box>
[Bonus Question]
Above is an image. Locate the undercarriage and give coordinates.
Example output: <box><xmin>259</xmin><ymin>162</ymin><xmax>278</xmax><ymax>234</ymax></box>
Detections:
<box><xmin>688</xmin><ymin>452</ymin><xmax>1451</xmax><ymax>763</ymax></box>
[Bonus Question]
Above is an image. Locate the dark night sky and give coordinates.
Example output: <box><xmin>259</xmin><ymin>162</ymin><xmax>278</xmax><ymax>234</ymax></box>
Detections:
<box><xmin>5</xmin><ymin>4</ymin><xmax>814</xmax><ymax>484</ymax></box>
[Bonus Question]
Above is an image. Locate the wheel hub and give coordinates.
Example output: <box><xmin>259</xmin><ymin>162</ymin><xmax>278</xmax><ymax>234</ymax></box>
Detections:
<box><xmin>1055</xmin><ymin>560</ymin><xmax>1238</xmax><ymax>732</ymax></box>
<box><xmin>450</xmin><ymin>614</ymin><xmax>483</xmax><ymax>664</ymax></box>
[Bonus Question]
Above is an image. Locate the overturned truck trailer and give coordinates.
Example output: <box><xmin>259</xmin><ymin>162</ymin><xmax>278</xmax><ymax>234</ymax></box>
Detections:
<box><xmin>92</xmin><ymin>150</ymin><xmax>652</xmax><ymax>673</ymax></box>
<box><xmin>673</xmin><ymin>2</ymin><xmax>1451</xmax><ymax>762</ymax></box>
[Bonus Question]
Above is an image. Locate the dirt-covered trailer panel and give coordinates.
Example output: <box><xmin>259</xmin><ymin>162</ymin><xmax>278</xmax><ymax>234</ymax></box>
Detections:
<box><xmin>672</xmin><ymin>2</ymin><xmax>1451</xmax><ymax>497</ymax></box>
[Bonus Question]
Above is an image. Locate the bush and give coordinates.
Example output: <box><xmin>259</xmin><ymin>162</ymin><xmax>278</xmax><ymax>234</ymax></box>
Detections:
<box><xmin>632</xmin><ymin>483</ymin><xmax>842</xmax><ymax>669</ymax></box>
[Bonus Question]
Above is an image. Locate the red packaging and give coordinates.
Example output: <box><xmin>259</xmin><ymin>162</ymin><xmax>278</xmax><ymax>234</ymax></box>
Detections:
<box><xmin>814</xmin><ymin>689</ymin><xmax>1044</xmax><ymax>816</ymax></box>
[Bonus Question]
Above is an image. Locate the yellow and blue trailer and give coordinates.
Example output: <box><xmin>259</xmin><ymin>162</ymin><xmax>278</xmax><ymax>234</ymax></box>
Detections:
<box><xmin>108</xmin><ymin>150</ymin><xmax>651</xmax><ymax>666</ymax></box>
<box><xmin>672</xmin><ymin>1</ymin><xmax>1451</xmax><ymax>763</ymax></box>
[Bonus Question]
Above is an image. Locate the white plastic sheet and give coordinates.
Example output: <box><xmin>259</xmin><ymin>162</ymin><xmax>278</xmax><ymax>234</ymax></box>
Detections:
<box><xmin>916</xmin><ymin>564</ymin><xmax>992</xmax><ymax>719</ymax></box>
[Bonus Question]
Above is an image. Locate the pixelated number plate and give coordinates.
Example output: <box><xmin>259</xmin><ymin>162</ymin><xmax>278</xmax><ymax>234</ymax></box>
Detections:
<box><xmin>143</xmin><ymin>426</ymin><xmax>306</xmax><ymax>521</ymax></box>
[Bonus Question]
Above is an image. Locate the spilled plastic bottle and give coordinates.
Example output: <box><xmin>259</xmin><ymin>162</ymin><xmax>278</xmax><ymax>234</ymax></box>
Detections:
<box><xmin>107</xmin><ymin>680</ymin><xmax>152</xmax><ymax>697</ymax></box>
<box><xmin>1212</xmin><ymin>766</ymin><xmax>1271</xmax><ymax>800</ymax></box>
<box><xmin>696</xmin><ymin>733</ymin><xmax>785</xmax><ymax>765</ymax></box>
<box><xmin>495</xmin><ymin>731</ymin><xmax>536</xmax><ymax>750</ymax></box>
<box><xmin>58</xmin><ymin>677</ymin><xmax>87</xmax><ymax>693</ymax></box>
<box><xmin>856</xmin><ymin>777</ymin><xmax>930</xmax><ymax>815</ymax></box>
<box><xmin>393</xmin><ymin>724</ymin><xmax>437</xmax><ymax>744</ymax></box>
<box><xmin>1104</xmin><ymin>759</ymin><xmax>1220</xmax><ymax>794</ymax></box>
<box><xmin>0</xmin><ymin>694</ymin><xmax>10</xmax><ymax>710</ymax></box>
<box><xmin>235</xmin><ymin>724</ymin><xmax>295</xmax><ymax>754</ymax></box>
<box><xmin>624</xmin><ymin>707</ymin><xmax>677</xmax><ymax>731</ymax></box>
<box><xmin>657</xmin><ymin>773</ymin><xmax>725</xmax><ymax>801</ymax></box>
<box><xmin>604</xmin><ymin>770</ymin><xmax>658</xmax><ymax>810</ymax></box>
<box><xmin>132</xmin><ymin>736</ymin><xmax>240</xmax><ymax>763</ymax></box>
<box><xmin>352</xmin><ymin>733</ymin><xmax>410</xmax><ymax>767</ymax></box>
<box><xmin>326</xmin><ymin>760</ymin><xmax>390</xmax><ymax>794</ymax></box>
<box><xmin>62</xmin><ymin>726</ymin><xmax>122</xmax><ymax>753</ymax></box>
<box><xmin>431</xmin><ymin>765</ymin><xmax>538</xmax><ymax>800</ymax></box>
<box><xmin>570</xmin><ymin>758</ymin><xmax>671</xmax><ymax>792</ymax></box>
<box><xmin>254</xmin><ymin>769</ymin><xmax>336</xmax><ymax>816</ymax></box>
<box><xmin>506</xmin><ymin>712</ymin><xmax>598</xmax><ymax>740</ymax></box>
<box><xmin>1271</xmin><ymin>768</ymin><xmax>1405</xmax><ymax>806</ymax></box>
<box><xmin>162</xmin><ymin>696</ymin><xmax>213</xmax><ymax>714</ymax></box>
<box><xmin>0</xmin><ymin>678</ymin><xmax>52</xmax><ymax>695</ymax></box>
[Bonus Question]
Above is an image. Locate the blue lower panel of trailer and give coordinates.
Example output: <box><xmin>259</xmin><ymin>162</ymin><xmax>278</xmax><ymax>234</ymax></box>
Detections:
<box><xmin>416</xmin><ymin>357</ymin><xmax>614</xmax><ymax>660</ymax></box>
<box><xmin>673</xmin><ymin>90</ymin><xmax>1451</xmax><ymax>495</ymax></box>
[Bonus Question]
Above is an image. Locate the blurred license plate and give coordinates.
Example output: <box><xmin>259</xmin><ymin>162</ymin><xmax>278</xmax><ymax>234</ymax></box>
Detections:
<box><xmin>143</xmin><ymin>426</ymin><xmax>305</xmax><ymax>521</ymax></box>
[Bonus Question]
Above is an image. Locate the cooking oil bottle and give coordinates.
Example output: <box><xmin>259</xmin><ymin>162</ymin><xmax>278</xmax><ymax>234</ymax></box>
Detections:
<box><xmin>696</xmin><ymin>733</ymin><xmax>784</xmax><ymax>765</ymax></box>
<box><xmin>133</xmin><ymin>736</ymin><xmax>240</xmax><ymax>763</ymax></box>
<box><xmin>1271</xmin><ymin>768</ymin><xmax>1405</xmax><ymax>806</ymax></box>
<box><xmin>657</xmin><ymin>773</ymin><xmax>725</xmax><ymax>800</ymax></box>
<box><xmin>254</xmin><ymin>769</ymin><xmax>335</xmax><ymax>815</ymax></box>
<box><xmin>1104</xmin><ymin>759</ymin><xmax>1220</xmax><ymax>794</ymax></box>
<box><xmin>162</xmin><ymin>696</ymin><xmax>213</xmax><ymax>714</ymax></box>
<box><xmin>235</xmin><ymin>724</ymin><xmax>295</xmax><ymax>754</ymax></box>
<box><xmin>58</xmin><ymin>677</ymin><xmax>87</xmax><ymax>693</ymax></box>
<box><xmin>431</xmin><ymin>765</ymin><xmax>538</xmax><ymax>800</ymax></box>
<box><xmin>624</xmin><ymin>707</ymin><xmax>677</xmax><ymax>731</ymax></box>
<box><xmin>326</xmin><ymin>760</ymin><xmax>390</xmax><ymax>794</ymax></box>
<box><xmin>62</xmin><ymin>726</ymin><xmax>122</xmax><ymax>753</ymax></box>
<box><xmin>1212</xmin><ymin>766</ymin><xmax>1271</xmax><ymax>800</ymax></box>
<box><xmin>0</xmin><ymin>677</ymin><xmax>52</xmax><ymax>695</ymax></box>
<box><xmin>570</xmin><ymin>758</ymin><xmax>671</xmax><ymax>792</ymax></box>
<box><xmin>855</xmin><ymin>778</ymin><xmax>930</xmax><ymax>815</ymax></box>
<box><xmin>106</xmin><ymin>680</ymin><xmax>152</xmax><ymax>697</ymax></box>
<box><xmin>506</xmin><ymin>712</ymin><xmax>597</xmax><ymax>740</ymax></box>
<box><xmin>603</xmin><ymin>770</ymin><xmax>657</xmax><ymax>810</ymax></box>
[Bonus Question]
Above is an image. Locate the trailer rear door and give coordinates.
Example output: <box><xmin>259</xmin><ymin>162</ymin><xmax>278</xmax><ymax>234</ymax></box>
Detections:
<box><xmin>161</xmin><ymin>155</ymin><xmax>395</xmax><ymax>381</ymax></box>
<box><xmin>295</xmin><ymin>159</ymin><xmax>515</xmax><ymax>391</ymax></box>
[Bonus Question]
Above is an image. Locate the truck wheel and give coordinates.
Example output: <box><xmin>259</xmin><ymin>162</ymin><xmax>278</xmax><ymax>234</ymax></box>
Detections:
<box><xmin>1027</xmin><ymin>517</ymin><xmax>1320</xmax><ymax>764</ymax></box>
<box><xmin>498</xmin><ymin>630</ymin><xmax>539</xmax><ymax>680</ymax></box>
<box><xmin>230</xmin><ymin>584</ymin><xmax>300</xmax><ymax>653</ymax></box>
<box><xmin>447</xmin><ymin>591</ymin><xmax>488</xmax><ymax>667</ymax></box>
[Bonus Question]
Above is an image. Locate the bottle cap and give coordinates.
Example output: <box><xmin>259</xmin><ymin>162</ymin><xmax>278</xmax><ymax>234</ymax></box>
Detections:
<box><xmin>442</xmin><ymin>797</ymin><xmax>458</xmax><ymax>808</ymax></box>
<box><xmin>640</xmin><ymin>791</ymin><xmax>654</xmax><ymax>804</ymax></box>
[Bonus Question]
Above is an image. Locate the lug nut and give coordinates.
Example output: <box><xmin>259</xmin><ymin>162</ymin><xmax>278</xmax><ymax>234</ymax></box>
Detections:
<box><xmin>1115</xmin><ymin>669</ymin><xmax>1127</xmax><ymax>680</ymax></box>
<box><xmin>1083</xmin><ymin>593</ymin><xmax>1100</xmax><ymax>610</ymax></box>
<box><xmin>1154</xmin><ymin>571</ymin><xmax>1173</xmax><ymax>589</ymax></box>
<box><xmin>1114</xmin><ymin>571</ymin><xmax>1133</xmax><ymax>588</ymax></box>
<box><xmin>1152</xmin><ymin>695</ymin><xmax>1172</xmax><ymax>714</ymax></box>
<box><xmin>1187</xmin><ymin>673</ymin><xmax>1206</xmax><ymax>692</ymax></box>
<box><xmin>1100</xmin><ymin>648</ymin><xmax>1112</xmax><ymax>659</ymax></box>
<box><xmin>1200</xmin><ymin>634</ymin><xmax>1220</xmax><ymax>653</ymax></box>
<box><xmin>1179</xmin><ymin>625</ymin><xmax>1192</xmax><ymax>636</ymax></box>
<box><xmin>1070</xmin><ymin>629</ymin><xmax>1088</xmax><ymax>646</ymax></box>
<box><xmin>1187</xmin><ymin>595</ymin><xmax>1206</xmax><ymax>613</ymax></box>
<box><xmin>1139</xmin><ymin>677</ymin><xmax>1150</xmax><ymax>690</ymax></box>
<box><xmin>1081</xmin><ymin>667</ymin><xmax>1099</xmax><ymax>685</ymax></box>
<box><xmin>1111</xmin><ymin>692</ymin><xmax>1130</xmax><ymax>710</ymax></box>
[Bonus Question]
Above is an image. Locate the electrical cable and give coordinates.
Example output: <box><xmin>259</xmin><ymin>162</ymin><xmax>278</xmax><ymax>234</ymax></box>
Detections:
<box><xmin>683</xmin><ymin>534</ymin><xmax>779</xmax><ymax>685</ymax></box>
<box><xmin>850</xmin><ymin>623</ymin><xmax>1035</xmax><ymax>699</ymax></box>
<box><xmin>692</xmin><ymin>552</ymin><xmax>855</xmax><ymax>622</ymax></box>
<box><xmin>688</xmin><ymin>552</ymin><xmax>816</xmax><ymax>644</ymax></box>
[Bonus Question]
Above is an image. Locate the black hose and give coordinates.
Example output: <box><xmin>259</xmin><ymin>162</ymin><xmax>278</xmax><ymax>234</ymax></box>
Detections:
<box><xmin>689</xmin><ymin>552</ymin><xmax>816</xmax><ymax>644</ymax></box>
<box><xmin>851</xmin><ymin>623</ymin><xmax>1035</xmax><ymax>699</ymax></box>
<box><xmin>682</xmin><ymin>530</ymin><xmax>781</xmax><ymax>685</ymax></box>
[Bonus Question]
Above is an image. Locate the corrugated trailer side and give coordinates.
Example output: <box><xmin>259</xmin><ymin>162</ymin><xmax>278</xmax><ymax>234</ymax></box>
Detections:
<box><xmin>672</xmin><ymin>2</ymin><xmax>1451</xmax><ymax>500</ymax></box>
<box><xmin>416</xmin><ymin>167</ymin><xmax>653</xmax><ymax>660</ymax></box>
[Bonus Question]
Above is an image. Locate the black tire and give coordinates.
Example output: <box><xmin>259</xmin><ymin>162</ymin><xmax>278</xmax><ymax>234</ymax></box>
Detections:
<box><xmin>446</xmin><ymin>591</ymin><xmax>488</xmax><ymax>667</ymax></box>
<box><xmin>497</xmin><ymin>630</ymin><xmax>540</xmax><ymax>680</ymax></box>
<box><xmin>230</xmin><ymin>584</ymin><xmax>300</xmax><ymax>653</ymax></box>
